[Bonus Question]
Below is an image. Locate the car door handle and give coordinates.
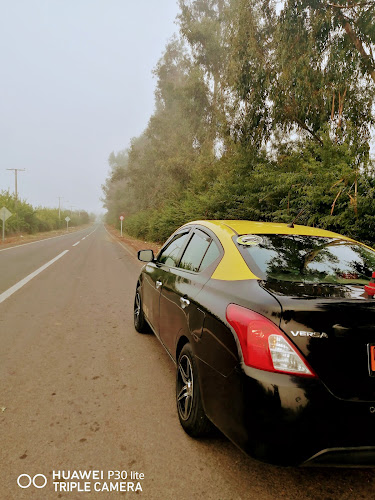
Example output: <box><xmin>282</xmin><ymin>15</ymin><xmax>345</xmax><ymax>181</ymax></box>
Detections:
<box><xmin>180</xmin><ymin>297</ymin><xmax>190</xmax><ymax>309</ymax></box>
<box><xmin>156</xmin><ymin>280</ymin><xmax>162</xmax><ymax>289</ymax></box>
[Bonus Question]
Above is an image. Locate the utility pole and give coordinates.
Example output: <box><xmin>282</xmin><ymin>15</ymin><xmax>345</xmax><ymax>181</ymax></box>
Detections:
<box><xmin>6</xmin><ymin>168</ymin><xmax>25</xmax><ymax>209</ymax></box>
<box><xmin>58</xmin><ymin>197</ymin><xmax>63</xmax><ymax>220</ymax></box>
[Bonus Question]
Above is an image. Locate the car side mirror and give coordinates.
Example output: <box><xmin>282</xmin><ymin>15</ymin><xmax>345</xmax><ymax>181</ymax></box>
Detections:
<box><xmin>138</xmin><ymin>249</ymin><xmax>155</xmax><ymax>262</ymax></box>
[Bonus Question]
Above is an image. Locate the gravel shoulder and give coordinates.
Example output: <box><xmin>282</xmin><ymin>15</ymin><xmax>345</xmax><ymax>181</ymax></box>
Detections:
<box><xmin>104</xmin><ymin>225</ymin><xmax>161</xmax><ymax>256</ymax></box>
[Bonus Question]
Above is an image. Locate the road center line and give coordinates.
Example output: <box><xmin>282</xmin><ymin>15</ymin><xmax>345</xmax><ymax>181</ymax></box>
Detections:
<box><xmin>72</xmin><ymin>241</ymin><xmax>80</xmax><ymax>247</ymax></box>
<box><xmin>86</xmin><ymin>227</ymin><xmax>97</xmax><ymax>237</ymax></box>
<box><xmin>0</xmin><ymin>250</ymin><xmax>69</xmax><ymax>305</ymax></box>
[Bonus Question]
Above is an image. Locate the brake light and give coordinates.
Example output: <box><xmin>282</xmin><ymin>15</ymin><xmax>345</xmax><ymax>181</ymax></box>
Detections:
<box><xmin>226</xmin><ymin>304</ymin><xmax>316</xmax><ymax>378</ymax></box>
<box><xmin>364</xmin><ymin>272</ymin><xmax>375</xmax><ymax>296</ymax></box>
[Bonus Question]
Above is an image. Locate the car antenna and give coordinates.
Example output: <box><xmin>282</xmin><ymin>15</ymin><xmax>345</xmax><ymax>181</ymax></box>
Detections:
<box><xmin>287</xmin><ymin>208</ymin><xmax>305</xmax><ymax>228</ymax></box>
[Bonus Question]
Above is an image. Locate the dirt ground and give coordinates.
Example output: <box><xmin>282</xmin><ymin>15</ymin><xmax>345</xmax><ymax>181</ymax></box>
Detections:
<box><xmin>104</xmin><ymin>225</ymin><xmax>161</xmax><ymax>255</ymax></box>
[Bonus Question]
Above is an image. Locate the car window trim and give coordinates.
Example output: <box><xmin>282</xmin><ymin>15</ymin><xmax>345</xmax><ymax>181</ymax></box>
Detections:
<box><xmin>156</xmin><ymin>224</ymin><xmax>224</xmax><ymax>274</ymax></box>
<box><xmin>156</xmin><ymin>229</ymin><xmax>192</xmax><ymax>269</ymax></box>
<box><xmin>177</xmin><ymin>226</ymin><xmax>224</xmax><ymax>275</ymax></box>
<box><xmin>177</xmin><ymin>229</ymin><xmax>213</xmax><ymax>274</ymax></box>
<box><xmin>197</xmin><ymin>240</ymin><xmax>218</xmax><ymax>272</ymax></box>
<box><xmin>194</xmin><ymin>225</ymin><xmax>224</xmax><ymax>258</ymax></box>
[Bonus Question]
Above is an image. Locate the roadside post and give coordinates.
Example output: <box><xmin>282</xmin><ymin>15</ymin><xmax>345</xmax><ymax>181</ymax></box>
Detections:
<box><xmin>65</xmin><ymin>216</ymin><xmax>71</xmax><ymax>232</ymax></box>
<box><xmin>0</xmin><ymin>206</ymin><xmax>12</xmax><ymax>242</ymax></box>
<box><xmin>120</xmin><ymin>215</ymin><xmax>124</xmax><ymax>237</ymax></box>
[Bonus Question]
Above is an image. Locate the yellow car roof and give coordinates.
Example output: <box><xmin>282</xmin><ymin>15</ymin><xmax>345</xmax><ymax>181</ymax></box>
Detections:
<box><xmin>191</xmin><ymin>220</ymin><xmax>353</xmax><ymax>240</ymax></box>
<box><xmin>183</xmin><ymin>220</ymin><xmax>354</xmax><ymax>281</ymax></box>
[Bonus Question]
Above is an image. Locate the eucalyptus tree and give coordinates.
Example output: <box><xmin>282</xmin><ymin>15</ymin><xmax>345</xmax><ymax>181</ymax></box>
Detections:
<box><xmin>225</xmin><ymin>0</ymin><xmax>276</xmax><ymax>147</ymax></box>
<box><xmin>178</xmin><ymin>0</ymin><xmax>232</xmax><ymax>148</ymax></box>
<box><xmin>101</xmin><ymin>0</ymin><xmax>375</xmax><ymax>244</ymax></box>
<box><xmin>272</xmin><ymin>0</ymin><xmax>375</xmax><ymax>145</ymax></box>
<box><xmin>101</xmin><ymin>149</ymin><xmax>129</xmax><ymax>224</ymax></box>
<box><xmin>308</xmin><ymin>0</ymin><xmax>375</xmax><ymax>83</ymax></box>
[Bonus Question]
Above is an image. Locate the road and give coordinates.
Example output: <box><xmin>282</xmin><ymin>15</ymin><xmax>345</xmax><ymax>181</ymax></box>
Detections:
<box><xmin>1</xmin><ymin>224</ymin><xmax>374</xmax><ymax>499</ymax></box>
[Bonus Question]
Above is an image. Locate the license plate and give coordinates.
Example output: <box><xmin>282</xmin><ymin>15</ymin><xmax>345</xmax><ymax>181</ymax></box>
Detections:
<box><xmin>368</xmin><ymin>344</ymin><xmax>375</xmax><ymax>376</ymax></box>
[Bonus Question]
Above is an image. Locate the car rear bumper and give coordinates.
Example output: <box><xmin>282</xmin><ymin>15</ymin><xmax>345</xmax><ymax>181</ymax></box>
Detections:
<box><xmin>229</xmin><ymin>367</ymin><xmax>375</xmax><ymax>467</ymax></box>
<box><xmin>303</xmin><ymin>446</ymin><xmax>375</xmax><ymax>467</ymax></box>
<box><xmin>238</xmin><ymin>366</ymin><xmax>375</xmax><ymax>466</ymax></box>
<box><xmin>197</xmin><ymin>356</ymin><xmax>375</xmax><ymax>466</ymax></box>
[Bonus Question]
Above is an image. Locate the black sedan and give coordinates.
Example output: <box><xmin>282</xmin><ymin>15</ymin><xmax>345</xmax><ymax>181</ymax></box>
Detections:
<box><xmin>134</xmin><ymin>220</ymin><xmax>375</xmax><ymax>466</ymax></box>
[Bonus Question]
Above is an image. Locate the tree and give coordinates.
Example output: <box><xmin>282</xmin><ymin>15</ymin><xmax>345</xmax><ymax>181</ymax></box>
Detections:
<box><xmin>272</xmin><ymin>0</ymin><xmax>375</xmax><ymax>145</ymax></box>
<box><xmin>311</xmin><ymin>0</ymin><xmax>375</xmax><ymax>83</ymax></box>
<box><xmin>101</xmin><ymin>0</ymin><xmax>375</xmax><ymax>246</ymax></box>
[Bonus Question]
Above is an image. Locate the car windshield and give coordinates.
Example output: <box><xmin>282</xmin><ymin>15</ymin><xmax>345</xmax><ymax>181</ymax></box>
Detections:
<box><xmin>235</xmin><ymin>234</ymin><xmax>375</xmax><ymax>285</ymax></box>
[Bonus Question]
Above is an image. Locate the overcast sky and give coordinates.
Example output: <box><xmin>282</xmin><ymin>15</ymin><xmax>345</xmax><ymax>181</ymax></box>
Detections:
<box><xmin>0</xmin><ymin>0</ymin><xmax>180</xmax><ymax>214</ymax></box>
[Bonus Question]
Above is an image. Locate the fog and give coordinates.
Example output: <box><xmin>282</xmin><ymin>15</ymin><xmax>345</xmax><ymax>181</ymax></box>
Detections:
<box><xmin>0</xmin><ymin>0</ymin><xmax>180</xmax><ymax>214</ymax></box>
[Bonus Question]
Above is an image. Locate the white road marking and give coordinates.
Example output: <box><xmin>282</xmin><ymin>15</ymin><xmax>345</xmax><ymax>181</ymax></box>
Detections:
<box><xmin>0</xmin><ymin>250</ymin><xmax>69</xmax><ymax>305</ymax></box>
<box><xmin>0</xmin><ymin>226</ymin><xmax>94</xmax><ymax>253</ymax></box>
<box><xmin>72</xmin><ymin>241</ymin><xmax>80</xmax><ymax>247</ymax></box>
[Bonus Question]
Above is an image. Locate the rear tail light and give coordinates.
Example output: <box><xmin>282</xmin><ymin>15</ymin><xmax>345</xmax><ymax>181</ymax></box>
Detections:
<box><xmin>226</xmin><ymin>304</ymin><xmax>316</xmax><ymax>378</ymax></box>
<box><xmin>365</xmin><ymin>272</ymin><xmax>375</xmax><ymax>296</ymax></box>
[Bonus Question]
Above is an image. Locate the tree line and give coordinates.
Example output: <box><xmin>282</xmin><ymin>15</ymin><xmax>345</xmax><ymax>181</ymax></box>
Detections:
<box><xmin>102</xmin><ymin>0</ymin><xmax>375</xmax><ymax>245</ymax></box>
<box><xmin>0</xmin><ymin>190</ymin><xmax>90</xmax><ymax>236</ymax></box>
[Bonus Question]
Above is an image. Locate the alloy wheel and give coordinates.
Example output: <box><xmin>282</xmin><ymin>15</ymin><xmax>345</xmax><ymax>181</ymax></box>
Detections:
<box><xmin>177</xmin><ymin>354</ymin><xmax>194</xmax><ymax>421</ymax></box>
<box><xmin>134</xmin><ymin>291</ymin><xmax>141</xmax><ymax>322</ymax></box>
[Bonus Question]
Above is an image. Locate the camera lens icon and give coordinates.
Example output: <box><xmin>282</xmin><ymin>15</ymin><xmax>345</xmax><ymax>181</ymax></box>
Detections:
<box><xmin>17</xmin><ymin>474</ymin><xmax>47</xmax><ymax>489</ymax></box>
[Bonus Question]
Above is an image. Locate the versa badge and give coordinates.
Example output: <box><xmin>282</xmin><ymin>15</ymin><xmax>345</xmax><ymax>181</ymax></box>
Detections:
<box><xmin>291</xmin><ymin>331</ymin><xmax>328</xmax><ymax>339</ymax></box>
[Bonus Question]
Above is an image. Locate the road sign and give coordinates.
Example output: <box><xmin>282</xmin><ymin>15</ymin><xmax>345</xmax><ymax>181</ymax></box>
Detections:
<box><xmin>1</xmin><ymin>206</ymin><xmax>13</xmax><ymax>242</ymax></box>
<box><xmin>65</xmin><ymin>216</ymin><xmax>71</xmax><ymax>222</ymax></box>
<box><xmin>0</xmin><ymin>207</ymin><xmax>12</xmax><ymax>222</ymax></box>
<box><xmin>119</xmin><ymin>215</ymin><xmax>124</xmax><ymax>236</ymax></box>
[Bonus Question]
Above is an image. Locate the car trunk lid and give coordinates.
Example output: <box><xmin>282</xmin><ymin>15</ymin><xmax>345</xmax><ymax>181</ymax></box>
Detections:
<box><xmin>263</xmin><ymin>281</ymin><xmax>375</xmax><ymax>401</ymax></box>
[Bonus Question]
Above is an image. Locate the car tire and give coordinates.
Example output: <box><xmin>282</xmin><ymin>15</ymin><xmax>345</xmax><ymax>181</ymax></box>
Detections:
<box><xmin>176</xmin><ymin>343</ymin><xmax>212</xmax><ymax>437</ymax></box>
<box><xmin>134</xmin><ymin>285</ymin><xmax>148</xmax><ymax>333</ymax></box>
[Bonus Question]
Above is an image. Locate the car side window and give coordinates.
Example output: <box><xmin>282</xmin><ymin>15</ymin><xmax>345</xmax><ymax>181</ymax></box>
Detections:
<box><xmin>199</xmin><ymin>240</ymin><xmax>221</xmax><ymax>272</ymax></box>
<box><xmin>179</xmin><ymin>230</ymin><xmax>212</xmax><ymax>272</ymax></box>
<box><xmin>158</xmin><ymin>232</ymin><xmax>190</xmax><ymax>267</ymax></box>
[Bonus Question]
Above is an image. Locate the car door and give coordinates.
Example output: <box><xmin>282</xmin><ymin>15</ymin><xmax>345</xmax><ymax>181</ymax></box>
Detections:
<box><xmin>142</xmin><ymin>230</ymin><xmax>191</xmax><ymax>334</ymax></box>
<box><xmin>159</xmin><ymin>229</ymin><xmax>220</xmax><ymax>357</ymax></box>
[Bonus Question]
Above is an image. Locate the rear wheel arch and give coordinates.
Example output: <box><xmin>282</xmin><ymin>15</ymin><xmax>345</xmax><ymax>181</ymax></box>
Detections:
<box><xmin>176</xmin><ymin>336</ymin><xmax>190</xmax><ymax>363</ymax></box>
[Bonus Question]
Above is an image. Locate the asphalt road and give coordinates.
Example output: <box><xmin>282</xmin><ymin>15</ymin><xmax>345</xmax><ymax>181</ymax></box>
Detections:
<box><xmin>1</xmin><ymin>224</ymin><xmax>375</xmax><ymax>499</ymax></box>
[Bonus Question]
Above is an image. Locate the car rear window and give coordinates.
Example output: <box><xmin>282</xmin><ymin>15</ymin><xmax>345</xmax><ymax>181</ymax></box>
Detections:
<box><xmin>235</xmin><ymin>234</ymin><xmax>375</xmax><ymax>285</ymax></box>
